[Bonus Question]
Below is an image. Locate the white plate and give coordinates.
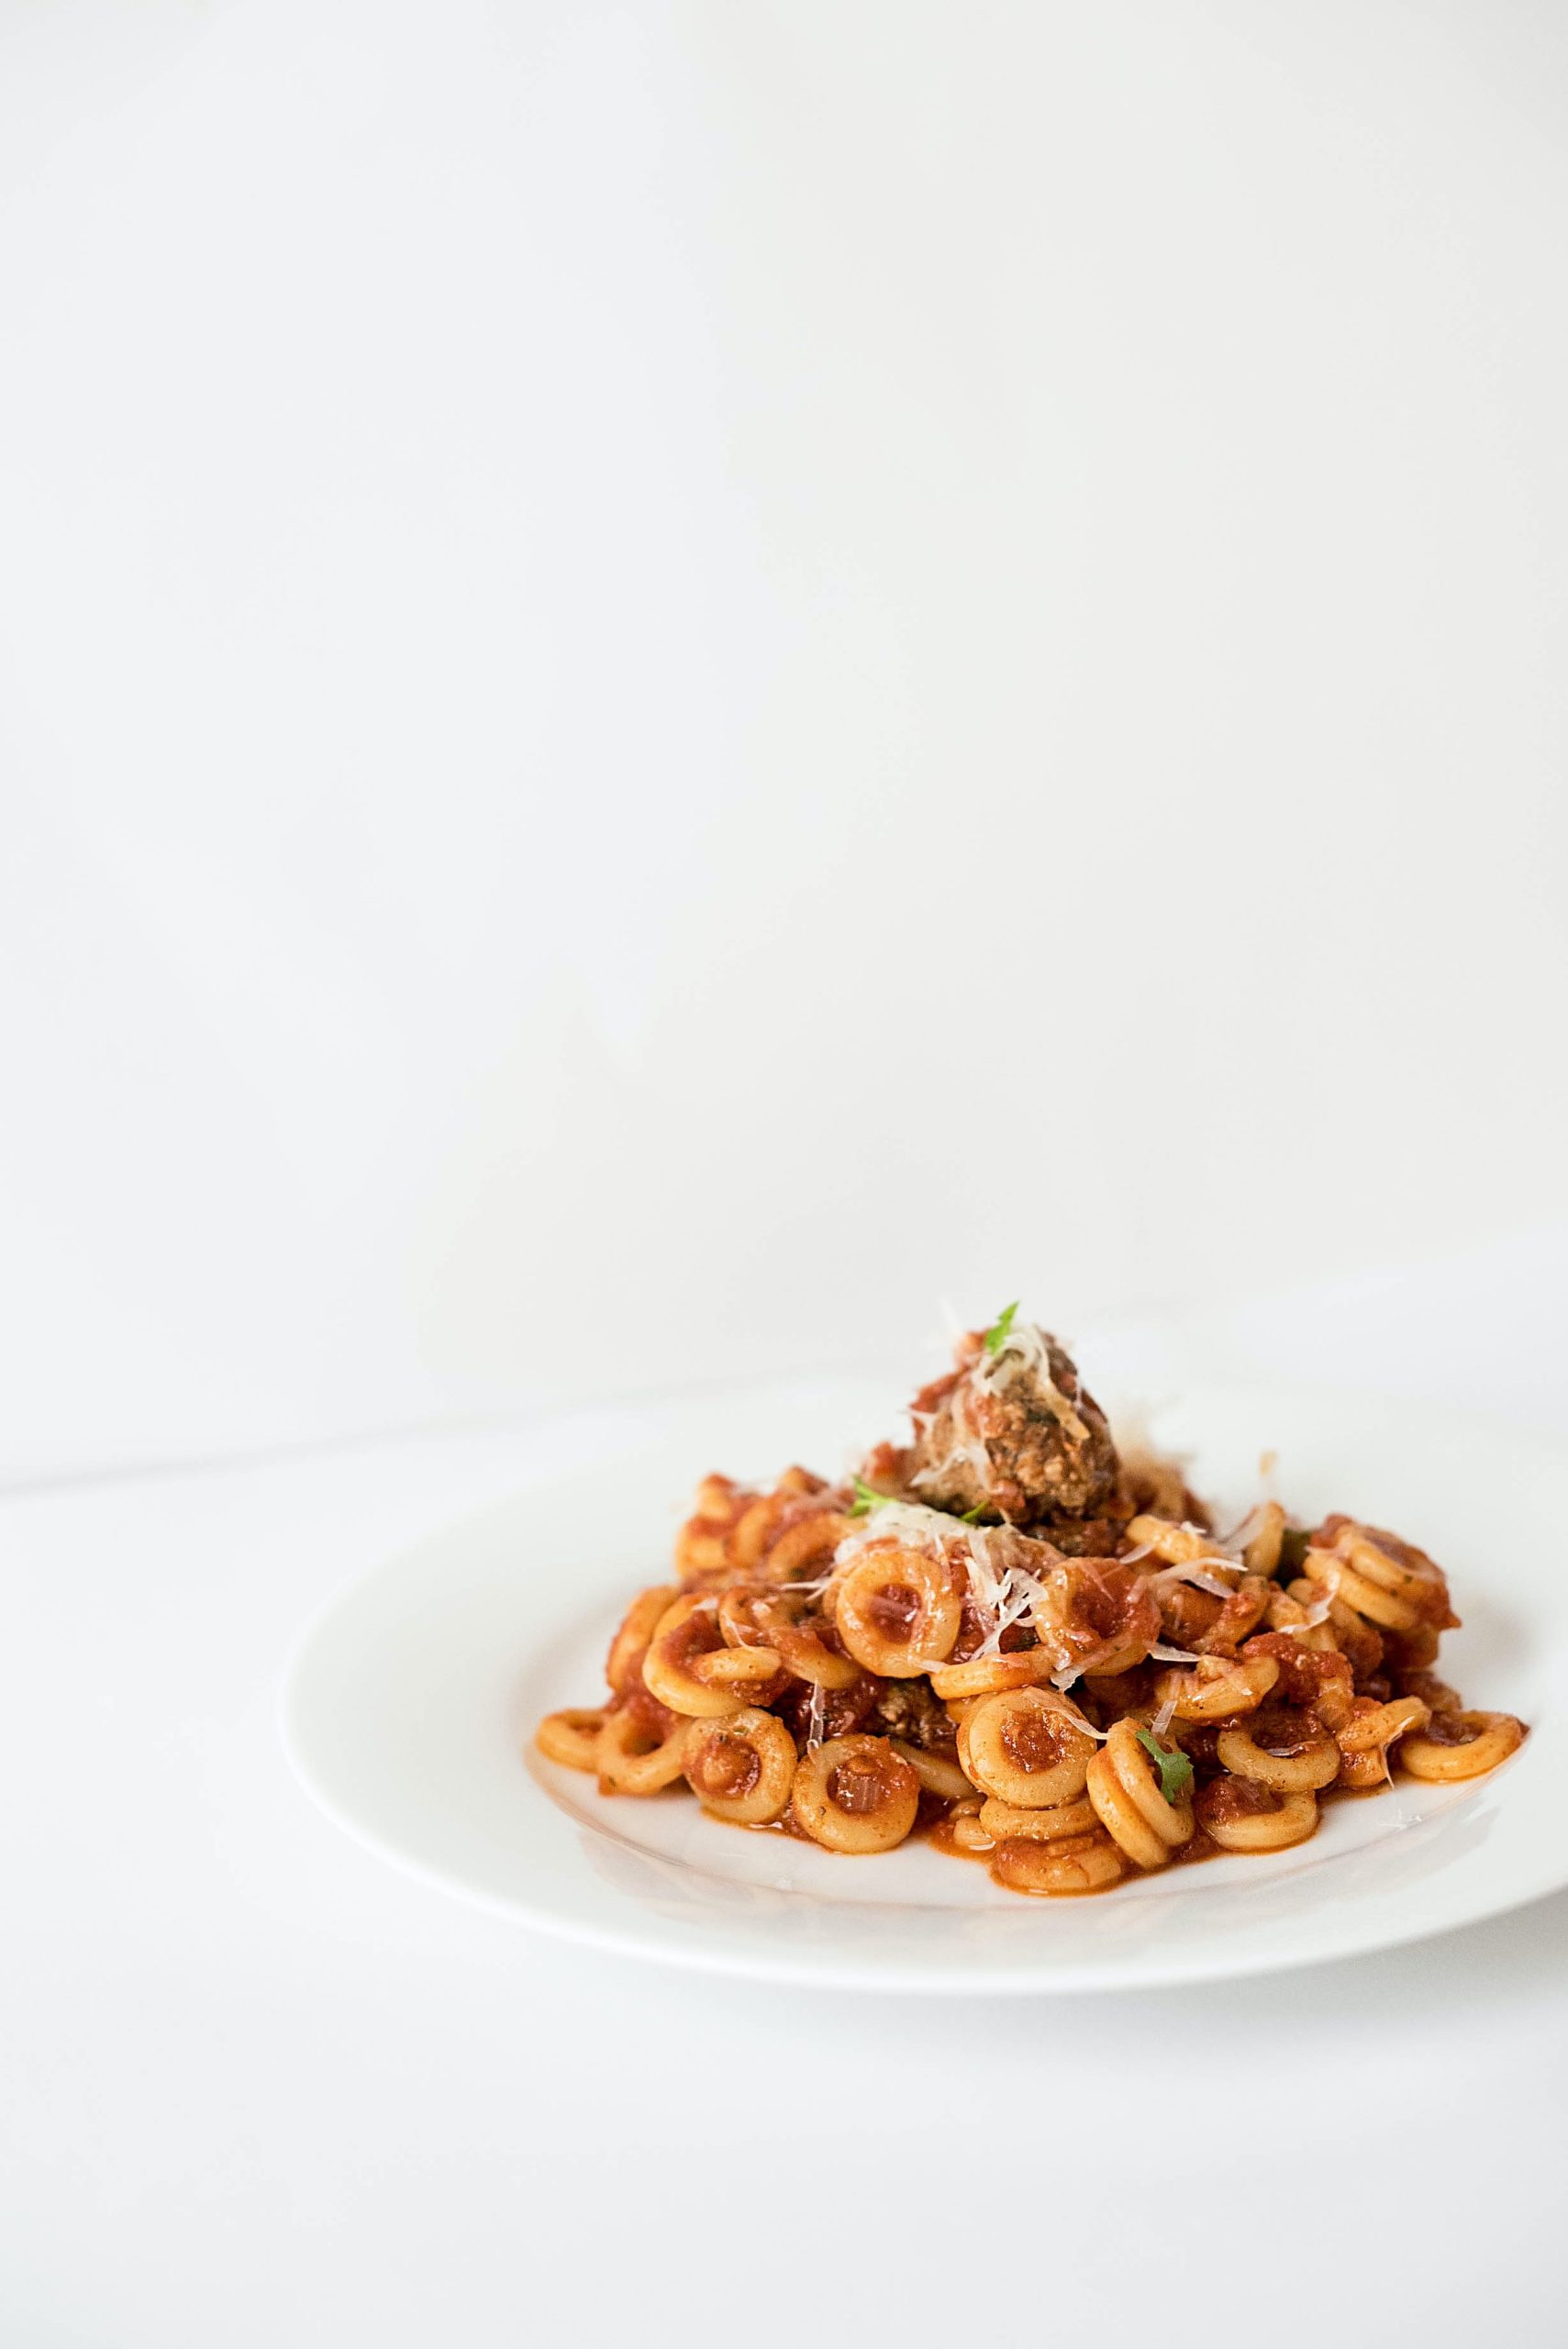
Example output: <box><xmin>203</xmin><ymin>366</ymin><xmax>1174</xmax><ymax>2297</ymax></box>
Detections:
<box><xmin>281</xmin><ymin>1377</ymin><xmax>1561</xmax><ymax>1994</ymax></box>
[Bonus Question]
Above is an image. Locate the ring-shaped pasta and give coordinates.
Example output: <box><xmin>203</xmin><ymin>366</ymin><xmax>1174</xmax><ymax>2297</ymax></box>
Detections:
<box><xmin>1240</xmin><ymin>1633</ymin><xmax>1356</xmax><ymax>1731</ymax></box>
<box><xmin>1157</xmin><ymin>1653</ymin><xmax>1279</xmax><ymax>1722</ymax></box>
<box><xmin>762</xmin><ymin>1510</ymin><xmax>854</xmax><ymax>1582</ymax></box>
<box><xmin>888</xmin><ymin>1740</ymin><xmax>974</xmax><ymax>1801</ymax></box>
<box><xmin>674</xmin><ymin>1475</ymin><xmax>746</xmax><ymax>1582</ymax></box>
<box><xmin>1194</xmin><ymin>1574</ymin><xmax>1272</xmax><ymax>1655</ymax></box>
<box><xmin>1398</xmin><ymin>1710</ymin><xmax>1525</xmax><ymax>1782</ymax></box>
<box><xmin>727</xmin><ymin>1491</ymin><xmax>792</xmax><ymax>1574</ymax></box>
<box><xmin>938</xmin><ymin>1796</ymin><xmax>995</xmax><ymax>1857</ymax></box>
<box><xmin>682</xmin><ymin>1709</ymin><xmax>796</xmax><ymax>1822</ymax></box>
<box><xmin>1195</xmin><ymin>1779</ymin><xmax>1319</xmax><ymax>1852</ymax></box>
<box><xmin>692</xmin><ymin>1643</ymin><xmax>785</xmax><ymax>1693</ymax></box>
<box><xmin>1125</xmin><ymin>1514</ymin><xmax>1224</xmax><ymax>1567</ymax></box>
<box><xmin>979</xmin><ymin>1793</ymin><xmax>1098</xmax><ymax>1842</ymax></box>
<box><xmin>991</xmin><ymin>1830</ymin><xmax>1126</xmax><ymax>1898</ymax></box>
<box><xmin>1217</xmin><ymin>1713</ymin><xmax>1341</xmax><ymax>1793</ymax></box>
<box><xmin>1336</xmin><ymin>1696</ymin><xmax>1430</xmax><ymax>1755</ymax></box>
<box><xmin>534</xmin><ymin>1709</ymin><xmax>606</xmax><ymax>1772</ymax></box>
<box><xmin>834</xmin><ymin>1545</ymin><xmax>962</xmax><ymax>1677</ymax></box>
<box><xmin>1085</xmin><ymin>1719</ymin><xmax>1195</xmax><ymax>1869</ymax></box>
<box><xmin>641</xmin><ymin>1596</ymin><xmax>747</xmax><ymax>1718</ymax></box>
<box><xmin>606</xmin><ymin>1585</ymin><xmax>678</xmax><ymax>1696</ymax></box>
<box><xmin>1339</xmin><ymin>1523</ymin><xmax>1450</xmax><ymax>1608</ymax></box>
<box><xmin>775</xmin><ymin>1464</ymin><xmax>828</xmax><ymax>1497</ymax></box>
<box><xmin>1032</xmin><ymin>1560</ymin><xmax>1161</xmax><ymax>1678</ymax></box>
<box><xmin>790</xmin><ymin>1735</ymin><xmax>920</xmax><ymax>1854</ymax></box>
<box><xmin>1385</xmin><ymin>1622</ymin><xmax>1442</xmax><ymax>1672</ymax></box>
<box><xmin>1283</xmin><ymin>1583</ymin><xmax>1385</xmax><ymax>1681</ymax></box>
<box><xmin>956</xmin><ymin>1688</ymin><xmax>1096</xmax><ymax>1809</ymax></box>
<box><xmin>929</xmin><ymin>1651</ymin><xmax>1045</xmax><ymax>1701</ymax></box>
<box><xmin>597</xmin><ymin>1704</ymin><xmax>691</xmax><ymax>1794</ymax></box>
<box><xmin>1303</xmin><ymin>1545</ymin><xmax>1421</xmax><ymax>1632</ymax></box>
<box><xmin>751</xmin><ymin>1591</ymin><xmax>862</xmax><ymax>1689</ymax></box>
<box><xmin>1242</xmin><ymin>1501</ymin><xmax>1286</xmax><ymax>1577</ymax></box>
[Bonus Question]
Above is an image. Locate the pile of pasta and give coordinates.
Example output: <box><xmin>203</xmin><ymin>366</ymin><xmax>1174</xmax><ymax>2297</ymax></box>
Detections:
<box><xmin>536</xmin><ymin>1464</ymin><xmax>1526</xmax><ymax>1900</ymax></box>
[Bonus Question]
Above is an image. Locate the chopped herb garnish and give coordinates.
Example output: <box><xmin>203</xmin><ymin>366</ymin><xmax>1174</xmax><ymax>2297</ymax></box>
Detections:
<box><xmin>983</xmin><ymin>1299</ymin><xmax>1020</xmax><ymax>1357</ymax></box>
<box><xmin>1136</xmin><ymin>1726</ymin><xmax>1195</xmax><ymax>1806</ymax></box>
<box><xmin>849</xmin><ymin>1475</ymin><xmax>897</xmax><ymax>1518</ymax></box>
<box><xmin>960</xmin><ymin>1501</ymin><xmax>990</xmax><ymax>1524</ymax></box>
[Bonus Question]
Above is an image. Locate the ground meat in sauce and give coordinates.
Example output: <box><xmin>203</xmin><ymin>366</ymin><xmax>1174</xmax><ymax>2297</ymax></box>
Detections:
<box><xmin>773</xmin><ymin>1675</ymin><xmax>883</xmax><ymax>1749</ymax></box>
<box><xmin>907</xmin><ymin>1330</ymin><xmax>1121</xmax><ymax>1529</ymax></box>
<box><xmin>1197</xmin><ymin>1776</ymin><xmax>1282</xmax><ymax>1828</ymax></box>
<box><xmin>1040</xmin><ymin>1512</ymin><xmax>1134</xmax><ymax>1558</ymax></box>
<box><xmin>865</xmin><ymin>1675</ymin><xmax>959</xmax><ymax>1754</ymax></box>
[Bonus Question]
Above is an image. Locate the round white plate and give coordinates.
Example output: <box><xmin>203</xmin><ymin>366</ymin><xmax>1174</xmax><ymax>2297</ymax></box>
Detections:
<box><xmin>281</xmin><ymin>1376</ymin><xmax>1560</xmax><ymax>1994</ymax></box>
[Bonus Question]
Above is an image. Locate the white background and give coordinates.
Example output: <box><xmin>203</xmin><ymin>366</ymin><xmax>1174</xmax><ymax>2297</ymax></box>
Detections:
<box><xmin>5</xmin><ymin>12</ymin><xmax>1568</xmax><ymax>2345</ymax></box>
<box><xmin>4</xmin><ymin>0</ymin><xmax>1566</xmax><ymax>1481</ymax></box>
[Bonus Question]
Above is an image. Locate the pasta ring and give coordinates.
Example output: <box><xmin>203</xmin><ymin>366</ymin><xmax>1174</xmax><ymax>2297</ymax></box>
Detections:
<box><xmin>597</xmin><ymin>1705</ymin><xmax>691</xmax><ymax>1794</ymax></box>
<box><xmin>1242</xmin><ymin>1501</ymin><xmax>1286</xmax><ymax>1577</ymax></box>
<box><xmin>1217</xmin><ymin>1713</ymin><xmax>1341</xmax><ymax>1793</ymax></box>
<box><xmin>728</xmin><ymin>1491</ymin><xmax>792</xmax><ymax>1573</ymax></box>
<box><xmin>1156</xmin><ymin>1653</ymin><xmax>1279</xmax><ymax>1721</ymax></box>
<box><xmin>979</xmin><ymin>1794</ymin><xmax>1097</xmax><ymax>1842</ymax></box>
<box><xmin>929</xmin><ymin>1652</ymin><xmax>1046</xmax><ymax>1701</ymax></box>
<box><xmin>990</xmin><ymin>1830</ymin><xmax>1126</xmax><ymax>1898</ymax></box>
<box><xmin>1125</xmin><ymin>1515</ymin><xmax>1225</xmax><ymax>1567</ymax></box>
<box><xmin>957</xmin><ymin>1688</ymin><xmax>1096</xmax><ymax>1809</ymax></box>
<box><xmin>674</xmin><ymin>1476</ymin><xmax>745</xmax><ymax>1582</ymax></box>
<box><xmin>606</xmin><ymin>1585</ymin><xmax>678</xmax><ymax>1696</ymax></box>
<box><xmin>641</xmin><ymin>1596</ymin><xmax>748</xmax><ymax>1718</ymax></box>
<box><xmin>683</xmin><ymin>1709</ymin><xmax>796</xmax><ymax>1822</ymax></box>
<box><xmin>1398</xmin><ymin>1711</ymin><xmax>1525</xmax><ymax>1782</ymax></box>
<box><xmin>1336</xmin><ymin>1696</ymin><xmax>1430</xmax><ymax>1755</ymax></box>
<box><xmin>751</xmin><ymin>1591</ymin><xmax>862</xmax><ymax>1690</ymax></box>
<box><xmin>1196</xmin><ymin>1780</ymin><xmax>1319</xmax><ymax>1853</ymax></box>
<box><xmin>1085</xmin><ymin>1718</ymin><xmax>1195</xmax><ymax>1869</ymax></box>
<box><xmin>790</xmin><ymin>1735</ymin><xmax>920</xmax><ymax>1854</ymax></box>
<box><xmin>888</xmin><ymin>1741</ymin><xmax>974</xmax><ymax>1801</ymax></box>
<box><xmin>1033</xmin><ymin>1560</ymin><xmax>1160</xmax><ymax>1676</ymax></box>
<box><xmin>933</xmin><ymin>1796</ymin><xmax>995</xmax><ymax>1857</ymax></box>
<box><xmin>534</xmin><ymin>1709</ymin><xmax>606</xmax><ymax>1772</ymax></box>
<box><xmin>1303</xmin><ymin>1544</ymin><xmax>1421</xmax><ymax>1632</ymax></box>
<box><xmin>834</xmin><ymin>1546</ymin><xmax>962</xmax><ymax>1677</ymax></box>
<box><xmin>692</xmin><ymin>1643</ymin><xmax>785</xmax><ymax>1693</ymax></box>
<box><xmin>763</xmin><ymin>1510</ymin><xmax>854</xmax><ymax>1581</ymax></box>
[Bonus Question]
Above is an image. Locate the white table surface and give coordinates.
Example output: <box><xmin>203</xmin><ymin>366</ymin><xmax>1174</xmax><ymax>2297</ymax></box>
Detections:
<box><xmin>6</xmin><ymin>1235</ymin><xmax>1567</xmax><ymax>2348</ymax></box>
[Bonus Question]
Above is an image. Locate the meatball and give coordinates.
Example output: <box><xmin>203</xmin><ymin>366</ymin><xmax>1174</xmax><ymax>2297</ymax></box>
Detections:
<box><xmin>907</xmin><ymin>1324</ymin><xmax>1121</xmax><ymax>1529</ymax></box>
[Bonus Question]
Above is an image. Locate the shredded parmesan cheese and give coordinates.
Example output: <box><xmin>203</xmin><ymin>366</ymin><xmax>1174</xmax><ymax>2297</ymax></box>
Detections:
<box><xmin>974</xmin><ymin>1319</ymin><xmax>1089</xmax><ymax>1443</ymax></box>
<box><xmin>1149</xmin><ymin>1559</ymin><xmax>1240</xmax><ymax>1600</ymax></box>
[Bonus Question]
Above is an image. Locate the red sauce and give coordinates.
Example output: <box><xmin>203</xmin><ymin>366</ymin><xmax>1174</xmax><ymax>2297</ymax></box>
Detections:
<box><xmin>614</xmin><ymin>1686</ymin><xmax>680</xmax><ymax>1742</ymax></box>
<box><xmin>828</xmin><ymin>1757</ymin><xmax>896</xmax><ymax>1814</ymax></box>
<box><xmin>1197</xmin><ymin>1776</ymin><xmax>1283</xmax><ymax>1830</ymax></box>
<box><xmin>1420</xmin><ymin>1711</ymin><xmax>1477</xmax><ymax>1747</ymax></box>
<box><xmin>689</xmin><ymin>1733</ymin><xmax>761</xmax><ymax>1802</ymax></box>
<box><xmin>866</xmin><ymin>1585</ymin><xmax>921</xmax><ymax>1642</ymax></box>
<box><xmin>1001</xmin><ymin>1710</ymin><xmax>1070</xmax><ymax>1770</ymax></box>
<box><xmin>1242</xmin><ymin>1702</ymin><xmax>1319</xmax><ymax>1759</ymax></box>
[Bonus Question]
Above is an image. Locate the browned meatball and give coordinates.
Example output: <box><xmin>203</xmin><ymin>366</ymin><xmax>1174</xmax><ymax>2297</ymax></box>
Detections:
<box><xmin>906</xmin><ymin>1324</ymin><xmax>1121</xmax><ymax>1529</ymax></box>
